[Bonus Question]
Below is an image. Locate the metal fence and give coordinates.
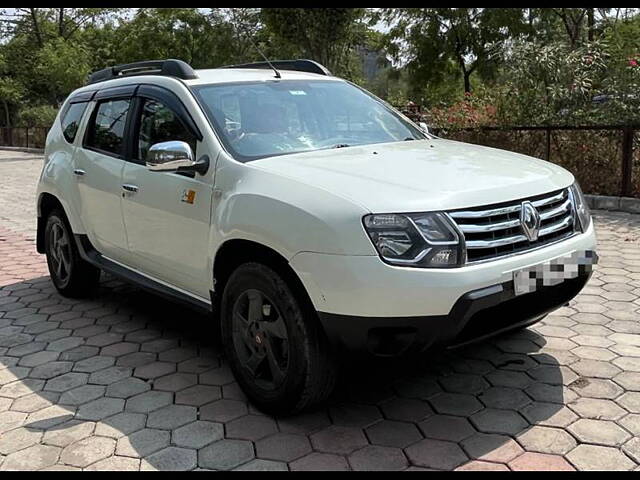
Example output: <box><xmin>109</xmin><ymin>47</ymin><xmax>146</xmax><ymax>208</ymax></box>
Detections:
<box><xmin>434</xmin><ymin>125</ymin><xmax>640</xmax><ymax>199</ymax></box>
<box><xmin>0</xmin><ymin>127</ymin><xmax>49</xmax><ymax>150</ymax></box>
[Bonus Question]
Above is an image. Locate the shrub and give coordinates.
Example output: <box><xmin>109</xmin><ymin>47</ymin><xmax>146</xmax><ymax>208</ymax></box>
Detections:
<box><xmin>427</xmin><ymin>91</ymin><xmax>498</xmax><ymax>130</ymax></box>
<box><xmin>17</xmin><ymin>105</ymin><xmax>58</xmax><ymax>128</ymax></box>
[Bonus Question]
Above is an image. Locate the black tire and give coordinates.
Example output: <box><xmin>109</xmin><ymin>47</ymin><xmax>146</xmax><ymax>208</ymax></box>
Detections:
<box><xmin>221</xmin><ymin>262</ymin><xmax>336</xmax><ymax>415</ymax></box>
<box><xmin>44</xmin><ymin>209</ymin><xmax>100</xmax><ymax>297</ymax></box>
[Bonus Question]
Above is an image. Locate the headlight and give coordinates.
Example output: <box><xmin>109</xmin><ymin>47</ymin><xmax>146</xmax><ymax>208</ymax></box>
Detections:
<box><xmin>363</xmin><ymin>212</ymin><xmax>462</xmax><ymax>268</ymax></box>
<box><xmin>569</xmin><ymin>182</ymin><xmax>591</xmax><ymax>232</ymax></box>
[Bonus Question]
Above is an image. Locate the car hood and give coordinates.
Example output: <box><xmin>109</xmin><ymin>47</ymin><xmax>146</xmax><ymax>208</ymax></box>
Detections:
<box><xmin>250</xmin><ymin>139</ymin><xmax>574</xmax><ymax>213</ymax></box>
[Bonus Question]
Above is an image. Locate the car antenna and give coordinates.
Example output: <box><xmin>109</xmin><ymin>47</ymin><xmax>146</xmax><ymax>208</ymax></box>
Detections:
<box><xmin>247</xmin><ymin>35</ymin><xmax>281</xmax><ymax>79</ymax></box>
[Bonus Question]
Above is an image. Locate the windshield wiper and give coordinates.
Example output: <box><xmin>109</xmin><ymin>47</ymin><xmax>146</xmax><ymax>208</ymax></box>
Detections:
<box><xmin>404</xmin><ymin>137</ymin><xmax>415</xmax><ymax>141</ymax></box>
<box><xmin>332</xmin><ymin>144</ymin><xmax>351</xmax><ymax>149</ymax></box>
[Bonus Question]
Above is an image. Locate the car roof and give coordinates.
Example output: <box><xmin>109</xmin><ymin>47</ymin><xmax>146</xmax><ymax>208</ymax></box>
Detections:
<box><xmin>188</xmin><ymin>68</ymin><xmax>342</xmax><ymax>86</ymax></box>
<box><xmin>69</xmin><ymin>67</ymin><xmax>343</xmax><ymax>99</ymax></box>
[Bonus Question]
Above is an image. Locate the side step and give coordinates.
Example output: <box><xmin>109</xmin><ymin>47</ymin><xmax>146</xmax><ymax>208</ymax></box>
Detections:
<box><xmin>74</xmin><ymin>234</ymin><xmax>211</xmax><ymax>313</ymax></box>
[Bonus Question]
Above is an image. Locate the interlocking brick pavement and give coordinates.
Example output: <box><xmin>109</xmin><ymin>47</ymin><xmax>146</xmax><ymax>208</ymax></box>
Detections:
<box><xmin>0</xmin><ymin>151</ymin><xmax>41</xmax><ymax>236</ymax></box>
<box><xmin>0</xmin><ymin>150</ymin><xmax>639</xmax><ymax>470</ymax></box>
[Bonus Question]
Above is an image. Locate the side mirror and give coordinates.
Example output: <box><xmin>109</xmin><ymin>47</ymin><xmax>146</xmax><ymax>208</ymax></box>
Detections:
<box><xmin>146</xmin><ymin>141</ymin><xmax>208</xmax><ymax>175</ymax></box>
<box><xmin>419</xmin><ymin>122</ymin><xmax>430</xmax><ymax>135</ymax></box>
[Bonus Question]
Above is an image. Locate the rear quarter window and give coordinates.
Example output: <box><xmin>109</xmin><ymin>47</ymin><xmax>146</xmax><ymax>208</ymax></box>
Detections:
<box><xmin>61</xmin><ymin>103</ymin><xmax>87</xmax><ymax>143</ymax></box>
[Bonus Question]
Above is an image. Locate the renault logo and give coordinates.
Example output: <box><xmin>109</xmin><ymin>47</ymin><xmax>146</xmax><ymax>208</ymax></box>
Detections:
<box><xmin>521</xmin><ymin>201</ymin><xmax>541</xmax><ymax>241</ymax></box>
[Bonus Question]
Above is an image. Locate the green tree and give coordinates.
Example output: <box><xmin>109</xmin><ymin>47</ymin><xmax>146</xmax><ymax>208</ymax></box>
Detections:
<box><xmin>497</xmin><ymin>40</ymin><xmax>611</xmax><ymax>125</ymax></box>
<box><xmin>34</xmin><ymin>38</ymin><xmax>91</xmax><ymax>106</ymax></box>
<box><xmin>113</xmin><ymin>8</ymin><xmax>234</xmax><ymax>69</ymax></box>
<box><xmin>379</xmin><ymin>8</ymin><xmax>532</xmax><ymax>95</ymax></box>
<box><xmin>17</xmin><ymin>104</ymin><xmax>58</xmax><ymax>128</ymax></box>
<box><xmin>597</xmin><ymin>15</ymin><xmax>640</xmax><ymax>124</ymax></box>
<box><xmin>0</xmin><ymin>7</ymin><xmax>122</xmax><ymax>125</ymax></box>
<box><xmin>1</xmin><ymin>8</ymin><xmax>119</xmax><ymax>45</ymax></box>
<box><xmin>523</xmin><ymin>9</ymin><xmax>635</xmax><ymax>48</ymax></box>
<box><xmin>0</xmin><ymin>52</ymin><xmax>24</xmax><ymax>126</ymax></box>
<box><xmin>217</xmin><ymin>8</ymin><xmax>263</xmax><ymax>63</ymax></box>
<box><xmin>0</xmin><ymin>77</ymin><xmax>24</xmax><ymax>127</ymax></box>
<box><xmin>260</xmin><ymin>8</ymin><xmax>367</xmax><ymax>77</ymax></box>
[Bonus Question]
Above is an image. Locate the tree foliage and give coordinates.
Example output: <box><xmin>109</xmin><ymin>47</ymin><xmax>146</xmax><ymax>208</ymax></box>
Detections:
<box><xmin>378</xmin><ymin>8</ymin><xmax>532</xmax><ymax>95</ymax></box>
<box><xmin>113</xmin><ymin>8</ymin><xmax>232</xmax><ymax>68</ymax></box>
<box><xmin>34</xmin><ymin>38</ymin><xmax>92</xmax><ymax>105</ymax></box>
<box><xmin>1</xmin><ymin>8</ymin><xmax>119</xmax><ymax>45</ymax></box>
<box><xmin>261</xmin><ymin>8</ymin><xmax>367</xmax><ymax>77</ymax></box>
<box><xmin>2</xmin><ymin>8</ymin><xmax>640</xmax><ymax>130</ymax></box>
<box><xmin>0</xmin><ymin>7</ymin><xmax>374</xmax><ymax>127</ymax></box>
<box><xmin>497</xmin><ymin>40</ymin><xmax>611</xmax><ymax>125</ymax></box>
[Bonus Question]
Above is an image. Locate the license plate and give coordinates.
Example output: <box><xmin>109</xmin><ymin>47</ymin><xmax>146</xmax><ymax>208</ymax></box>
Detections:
<box><xmin>512</xmin><ymin>250</ymin><xmax>598</xmax><ymax>296</ymax></box>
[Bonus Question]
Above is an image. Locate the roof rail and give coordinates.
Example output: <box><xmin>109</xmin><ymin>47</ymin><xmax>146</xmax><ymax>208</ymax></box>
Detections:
<box><xmin>221</xmin><ymin>59</ymin><xmax>332</xmax><ymax>76</ymax></box>
<box><xmin>87</xmin><ymin>59</ymin><xmax>198</xmax><ymax>85</ymax></box>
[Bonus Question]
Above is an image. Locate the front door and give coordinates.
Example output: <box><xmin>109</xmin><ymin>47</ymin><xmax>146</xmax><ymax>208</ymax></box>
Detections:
<box><xmin>120</xmin><ymin>94</ymin><xmax>213</xmax><ymax>299</ymax></box>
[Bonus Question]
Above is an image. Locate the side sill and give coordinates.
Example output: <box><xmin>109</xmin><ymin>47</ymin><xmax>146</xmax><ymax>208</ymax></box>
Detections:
<box><xmin>74</xmin><ymin>234</ymin><xmax>212</xmax><ymax>314</ymax></box>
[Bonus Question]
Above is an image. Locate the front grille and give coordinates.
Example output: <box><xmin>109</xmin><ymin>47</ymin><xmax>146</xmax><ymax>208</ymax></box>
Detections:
<box><xmin>448</xmin><ymin>188</ymin><xmax>577</xmax><ymax>264</ymax></box>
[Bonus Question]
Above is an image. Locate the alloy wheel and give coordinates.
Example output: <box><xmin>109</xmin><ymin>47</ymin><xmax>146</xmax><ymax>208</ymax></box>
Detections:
<box><xmin>49</xmin><ymin>220</ymin><xmax>72</xmax><ymax>286</ymax></box>
<box><xmin>231</xmin><ymin>289</ymin><xmax>290</xmax><ymax>390</ymax></box>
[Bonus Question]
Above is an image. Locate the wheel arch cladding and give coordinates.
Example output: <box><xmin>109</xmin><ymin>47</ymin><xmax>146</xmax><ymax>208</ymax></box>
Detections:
<box><xmin>37</xmin><ymin>193</ymin><xmax>65</xmax><ymax>254</ymax></box>
<box><xmin>212</xmin><ymin>239</ymin><xmax>317</xmax><ymax>319</ymax></box>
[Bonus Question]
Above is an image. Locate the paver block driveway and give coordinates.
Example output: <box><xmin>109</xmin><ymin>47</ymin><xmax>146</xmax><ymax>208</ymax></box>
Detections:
<box><xmin>0</xmin><ymin>150</ymin><xmax>639</xmax><ymax>470</ymax></box>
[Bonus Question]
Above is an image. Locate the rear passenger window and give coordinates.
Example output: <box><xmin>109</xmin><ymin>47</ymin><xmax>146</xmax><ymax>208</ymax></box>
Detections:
<box><xmin>85</xmin><ymin>99</ymin><xmax>131</xmax><ymax>156</ymax></box>
<box><xmin>61</xmin><ymin>103</ymin><xmax>87</xmax><ymax>143</ymax></box>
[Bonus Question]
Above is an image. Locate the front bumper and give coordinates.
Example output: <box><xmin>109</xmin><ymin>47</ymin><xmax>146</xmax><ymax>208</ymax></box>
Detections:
<box><xmin>291</xmin><ymin>223</ymin><xmax>597</xmax><ymax>318</ymax></box>
<box><xmin>317</xmin><ymin>270</ymin><xmax>592</xmax><ymax>356</ymax></box>
<box><xmin>290</xmin><ymin>223</ymin><xmax>597</xmax><ymax>356</ymax></box>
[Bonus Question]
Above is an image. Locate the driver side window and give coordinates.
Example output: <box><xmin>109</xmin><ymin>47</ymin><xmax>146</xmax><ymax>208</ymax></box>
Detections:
<box><xmin>136</xmin><ymin>98</ymin><xmax>197</xmax><ymax>163</ymax></box>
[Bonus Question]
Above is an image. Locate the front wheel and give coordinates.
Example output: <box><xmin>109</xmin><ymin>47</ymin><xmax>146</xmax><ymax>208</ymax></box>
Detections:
<box><xmin>44</xmin><ymin>209</ymin><xmax>100</xmax><ymax>297</ymax></box>
<box><xmin>221</xmin><ymin>263</ymin><xmax>336</xmax><ymax>415</ymax></box>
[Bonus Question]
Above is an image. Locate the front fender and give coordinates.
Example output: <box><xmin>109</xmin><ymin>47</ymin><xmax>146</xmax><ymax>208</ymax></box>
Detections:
<box><xmin>210</xmin><ymin>158</ymin><xmax>376</xmax><ymax>261</ymax></box>
<box><xmin>217</xmin><ymin>194</ymin><xmax>347</xmax><ymax>260</ymax></box>
<box><xmin>211</xmin><ymin>193</ymin><xmax>369</xmax><ymax>311</ymax></box>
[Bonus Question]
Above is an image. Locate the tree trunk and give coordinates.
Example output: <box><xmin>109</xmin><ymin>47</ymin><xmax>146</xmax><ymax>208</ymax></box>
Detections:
<box><xmin>29</xmin><ymin>8</ymin><xmax>44</xmax><ymax>46</ymax></box>
<box><xmin>3</xmin><ymin>100</ymin><xmax>10</xmax><ymax>128</ymax></box>
<box><xmin>58</xmin><ymin>8</ymin><xmax>65</xmax><ymax>37</ymax></box>
<box><xmin>554</xmin><ymin>8</ymin><xmax>586</xmax><ymax>48</ymax></box>
<box><xmin>587</xmin><ymin>8</ymin><xmax>595</xmax><ymax>41</ymax></box>
<box><xmin>463</xmin><ymin>72</ymin><xmax>471</xmax><ymax>94</ymax></box>
<box><xmin>456</xmin><ymin>53</ymin><xmax>472</xmax><ymax>94</ymax></box>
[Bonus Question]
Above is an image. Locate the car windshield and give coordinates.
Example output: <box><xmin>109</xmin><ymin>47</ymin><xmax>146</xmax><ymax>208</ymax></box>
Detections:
<box><xmin>192</xmin><ymin>79</ymin><xmax>426</xmax><ymax>162</ymax></box>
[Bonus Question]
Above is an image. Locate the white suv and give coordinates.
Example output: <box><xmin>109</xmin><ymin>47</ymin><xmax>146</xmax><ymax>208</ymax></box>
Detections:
<box><xmin>36</xmin><ymin>59</ymin><xmax>598</xmax><ymax>414</ymax></box>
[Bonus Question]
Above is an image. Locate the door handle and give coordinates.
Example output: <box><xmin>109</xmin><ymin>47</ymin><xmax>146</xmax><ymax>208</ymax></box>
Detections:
<box><xmin>122</xmin><ymin>184</ymin><xmax>139</xmax><ymax>193</ymax></box>
<box><xmin>73</xmin><ymin>169</ymin><xmax>86</xmax><ymax>177</ymax></box>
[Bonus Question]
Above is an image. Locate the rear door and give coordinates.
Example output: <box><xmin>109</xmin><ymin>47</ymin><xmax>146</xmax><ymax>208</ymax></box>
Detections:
<box><xmin>53</xmin><ymin>95</ymin><xmax>92</xmax><ymax>222</ymax></box>
<box><xmin>75</xmin><ymin>86</ymin><xmax>136</xmax><ymax>260</ymax></box>
<box><xmin>120</xmin><ymin>85</ymin><xmax>213</xmax><ymax>298</ymax></box>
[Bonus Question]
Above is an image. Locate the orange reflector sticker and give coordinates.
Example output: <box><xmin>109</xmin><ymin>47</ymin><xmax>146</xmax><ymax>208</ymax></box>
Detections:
<box><xmin>181</xmin><ymin>189</ymin><xmax>196</xmax><ymax>204</ymax></box>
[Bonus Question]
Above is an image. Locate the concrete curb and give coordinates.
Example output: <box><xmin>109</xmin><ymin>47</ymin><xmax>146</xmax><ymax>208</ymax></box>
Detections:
<box><xmin>585</xmin><ymin>194</ymin><xmax>640</xmax><ymax>214</ymax></box>
<box><xmin>0</xmin><ymin>146</ymin><xmax>45</xmax><ymax>154</ymax></box>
